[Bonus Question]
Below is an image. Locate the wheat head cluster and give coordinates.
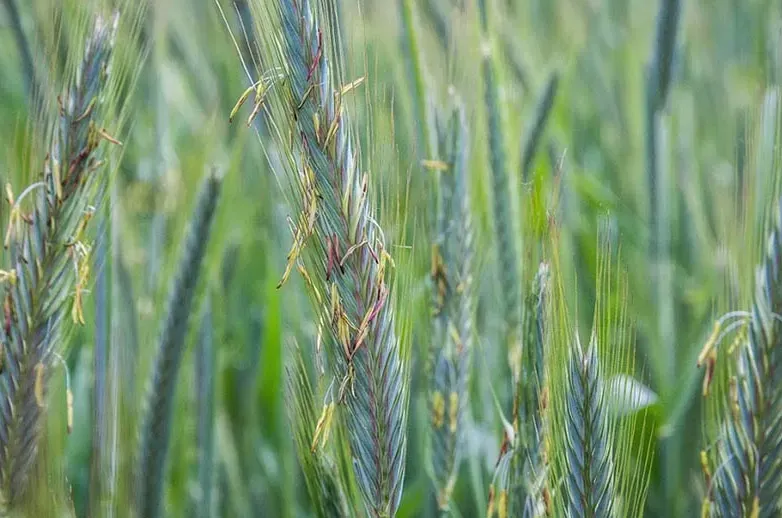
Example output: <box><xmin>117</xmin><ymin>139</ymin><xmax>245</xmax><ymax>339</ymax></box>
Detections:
<box><xmin>0</xmin><ymin>0</ymin><xmax>781</xmax><ymax>517</ymax></box>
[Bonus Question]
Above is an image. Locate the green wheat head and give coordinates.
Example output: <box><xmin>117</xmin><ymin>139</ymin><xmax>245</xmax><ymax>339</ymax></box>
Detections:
<box><xmin>428</xmin><ymin>100</ymin><xmax>473</xmax><ymax>513</ymax></box>
<box><xmin>516</xmin><ymin>263</ymin><xmax>550</xmax><ymax>517</ymax></box>
<box><xmin>240</xmin><ymin>0</ymin><xmax>411</xmax><ymax>515</ymax></box>
<box><xmin>701</xmin><ymin>197</ymin><xmax>782</xmax><ymax>517</ymax></box>
<box><xmin>136</xmin><ymin>171</ymin><xmax>223</xmax><ymax>518</ymax></box>
<box><xmin>546</xmin><ymin>240</ymin><xmax>654</xmax><ymax>518</ymax></box>
<box><xmin>489</xmin><ymin>262</ymin><xmax>549</xmax><ymax>518</ymax></box>
<box><xmin>0</xmin><ymin>12</ymin><xmax>120</xmax><ymax>508</ymax></box>
<box><xmin>478</xmin><ymin>0</ymin><xmax>522</xmax><ymax>353</ymax></box>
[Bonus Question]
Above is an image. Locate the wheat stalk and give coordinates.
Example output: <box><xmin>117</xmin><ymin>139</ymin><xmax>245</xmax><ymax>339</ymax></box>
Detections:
<box><xmin>136</xmin><ymin>171</ymin><xmax>222</xmax><ymax>518</ymax></box>
<box><xmin>0</xmin><ymin>13</ymin><xmax>119</xmax><ymax>507</ymax></box>
<box><xmin>428</xmin><ymin>102</ymin><xmax>473</xmax><ymax>514</ymax></box>
<box><xmin>478</xmin><ymin>0</ymin><xmax>522</xmax><ymax>352</ymax></box>
<box><xmin>644</xmin><ymin>1</ymin><xmax>682</xmax><ymax>506</ymax></box>
<box><xmin>89</xmin><ymin>213</ymin><xmax>112</xmax><ymax>518</ymax></box>
<box><xmin>247</xmin><ymin>0</ymin><xmax>410</xmax><ymax>515</ymax></box>
<box><xmin>488</xmin><ymin>263</ymin><xmax>549</xmax><ymax>518</ymax></box>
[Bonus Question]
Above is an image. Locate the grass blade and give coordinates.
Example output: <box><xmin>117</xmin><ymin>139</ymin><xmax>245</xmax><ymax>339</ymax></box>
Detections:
<box><xmin>1</xmin><ymin>0</ymin><xmax>40</xmax><ymax>102</ymax></box>
<box><xmin>520</xmin><ymin>73</ymin><xmax>559</xmax><ymax>183</ymax></box>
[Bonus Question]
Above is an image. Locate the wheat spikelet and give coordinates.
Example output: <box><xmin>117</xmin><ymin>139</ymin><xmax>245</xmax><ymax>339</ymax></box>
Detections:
<box><xmin>136</xmin><ymin>171</ymin><xmax>222</xmax><ymax>518</ymax></box>
<box><xmin>563</xmin><ymin>335</ymin><xmax>615</xmax><ymax>518</ymax></box>
<box><xmin>287</xmin><ymin>348</ymin><xmax>350</xmax><ymax>518</ymax></box>
<box><xmin>428</xmin><ymin>102</ymin><xmax>473</xmax><ymax>514</ymax></box>
<box><xmin>0</xmin><ymin>13</ymin><xmax>119</xmax><ymax>506</ymax></box>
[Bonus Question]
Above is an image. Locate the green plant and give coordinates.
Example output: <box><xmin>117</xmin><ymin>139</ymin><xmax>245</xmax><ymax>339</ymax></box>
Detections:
<box><xmin>244</xmin><ymin>0</ymin><xmax>411</xmax><ymax>515</ymax></box>
<box><xmin>1</xmin><ymin>0</ymin><xmax>781</xmax><ymax>517</ymax></box>
<box><xmin>0</xmin><ymin>12</ymin><xmax>120</xmax><ymax>509</ymax></box>
<box><xmin>136</xmin><ymin>170</ymin><xmax>222</xmax><ymax>518</ymax></box>
<box><xmin>428</xmin><ymin>100</ymin><xmax>473</xmax><ymax>514</ymax></box>
<box><xmin>701</xmin><ymin>198</ymin><xmax>782</xmax><ymax>517</ymax></box>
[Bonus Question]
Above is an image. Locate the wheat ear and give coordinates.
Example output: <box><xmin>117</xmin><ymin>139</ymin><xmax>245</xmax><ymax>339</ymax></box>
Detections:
<box><xmin>705</xmin><ymin>199</ymin><xmax>782</xmax><ymax>517</ymax></box>
<box><xmin>563</xmin><ymin>335</ymin><xmax>615</xmax><ymax>518</ymax></box>
<box><xmin>520</xmin><ymin>73</ymin><xmax>559</xmax><ymax>183</ymax></box>
<box><xmin>255</xmin><ymin>0</ymin><xmax>409</xmax><ymax>515</ymax></box>
<box><xmin>136</xmin><ymin>171</ymin><xmax>222</xmax><ymax>518</ymax></box>
<box><xmin>545</xmin><ymin>241</ymin><xmax>653</xmax><ymax>518</ymax></box>
<box><xmin>478</xmin><ymin>0</ymin><xmax>522</xmax><ymax>350</ymax></box>
<box><xmin>0</xmin><ymin>13</ymin><xmax>119</xmax><ymax>506</ymax></box>
<box><xmin>428</xmin><ymin>102</ymin><xmax>473</xmax><ymax>513</ymax></box>
<box><xmin>512</xmin><ymin>263</ymin><xmax>549</xmax><ymax>517</ymax></box>
<box><xmin>488</xmin><ymin>263</ymin><xmax>549</xmax><ymax>518</ymax></box>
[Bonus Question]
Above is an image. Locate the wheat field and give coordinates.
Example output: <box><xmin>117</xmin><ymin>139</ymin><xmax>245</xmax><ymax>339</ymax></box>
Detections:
<box><xmin>0</xmin><ymin>0</ymin><xmax>781</xmax><ymax>517</ymax></box>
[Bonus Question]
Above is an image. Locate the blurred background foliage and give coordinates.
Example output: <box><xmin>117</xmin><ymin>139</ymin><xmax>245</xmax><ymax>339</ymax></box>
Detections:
<box><xmin>1</xmin><ymin>0</ymin><xmax>781</xmax><ymax>516</ymax></box>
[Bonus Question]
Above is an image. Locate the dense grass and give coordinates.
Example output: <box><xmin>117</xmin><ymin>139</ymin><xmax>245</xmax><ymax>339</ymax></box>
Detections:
<box><xmin>0</xmin><ymin>0</ymin><xmax>781</xmax><ymax>517</ymax></box>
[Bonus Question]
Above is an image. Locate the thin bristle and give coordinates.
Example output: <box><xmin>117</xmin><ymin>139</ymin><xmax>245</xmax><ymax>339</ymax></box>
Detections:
<box><xmin>0</xmin><ymin>14</ymin><xmax>118</xmax><ymax>506</ymax></box>
<box><xmin>136</xmin><ymin>171</ymin><xmax>222</xmax><ymax>518</ymax></box>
